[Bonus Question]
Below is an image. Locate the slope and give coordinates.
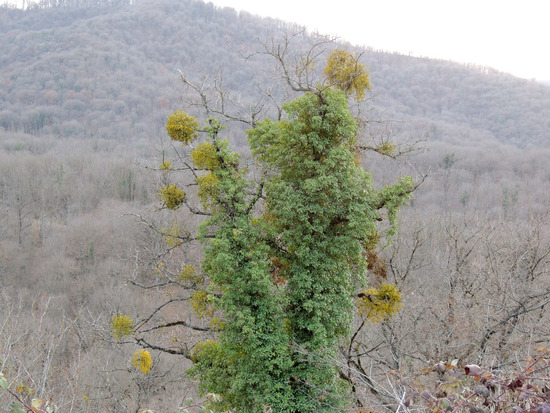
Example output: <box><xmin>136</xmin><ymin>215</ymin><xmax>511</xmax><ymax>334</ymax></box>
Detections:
<box><xmin>0</xmin><ymin>0</ymin><xmax>549</xmax><ymax>147</ymax></box>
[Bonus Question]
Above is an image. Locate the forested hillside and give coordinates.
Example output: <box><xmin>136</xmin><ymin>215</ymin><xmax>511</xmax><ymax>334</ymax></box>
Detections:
<box><xmin>1</xmin><ymin>0</ymin><xmax>549</xmax><ymax>147</ymax></box>
<box><xmin>1</xmin><ymin>1</ymin><xmax>550</xmax><ymax>412</ymax></box>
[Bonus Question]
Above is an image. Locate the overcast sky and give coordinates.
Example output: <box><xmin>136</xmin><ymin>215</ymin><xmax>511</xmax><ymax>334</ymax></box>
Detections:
<box><xmin>209</xmin><ymin>0</ymin><xmax>550</xmax><ymax>81</ymax></box>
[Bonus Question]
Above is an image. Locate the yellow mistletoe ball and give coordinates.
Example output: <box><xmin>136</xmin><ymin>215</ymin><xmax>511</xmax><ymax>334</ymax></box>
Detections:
<box><xmin>132</xmin><ymin>349</ymin><xmax>153</xmax><ymax>374</ymax></box>
<box><xmin>158</xmin><ymin>184</ymin><xmax>186</xmax><ymax>210</ymax></box>
<box><xmin>110</xmin><ymin>314</ymin><xmax>134</xmax><ymax>340</ymax></box>
<box><xmin>166</xmin><ymin>110</ymin><xmax>199</xmax><ymax>144</ymax></box>
<box><xmin>323</xmin><ymin>49</ymin><xmax>371</xmax><ymax>101</ymax></box>
<box><xmin>191</xmin><ymin>142</ymin><xmax>220</xmax><ymax>170</ymax></box>
<box><xmin>357</xmin><ymin>283</ymin><xmax>402</xmax><ymax>323</ymax></box>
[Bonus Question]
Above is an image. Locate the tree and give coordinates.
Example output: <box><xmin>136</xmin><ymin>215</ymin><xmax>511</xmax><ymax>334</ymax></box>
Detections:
<box><xmin>123</xmin><ymin>42</ymin><xmax>414</xmax><ymax>412</ymax></box>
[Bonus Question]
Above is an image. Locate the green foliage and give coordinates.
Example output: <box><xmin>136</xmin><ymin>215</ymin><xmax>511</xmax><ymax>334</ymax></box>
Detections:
<box><xmin>323</xmin><ymin>49</ymin><xmax>371</xmax><ymax>101</ymax></box>
<box><xmin>110</xmin><ymin>313</ymin><xmax>134</xmax><ymax>340</ymax></box>
<box><xmin>8</xmin><ymin>403</ymin><xmax>25</xmax><ymax>413</ymax></box>
<box><xmin>182</xmin><ymin>86</ymin><xmax>411</xmax><ymax>411</ymax></box>
<box><xmin>178</xmin><ymin>119</ymin><xmax>295</xmax><ymax>412</ymax></box>
<box><xmin>160</xmin><ymin>54</ymin><xmax>412</xmax><ymax>412</ymax></box>
<box><xmin>245</xmin><ymin>87</ymin><xmax>412</xmax><ymax>411</ymax></box>
<box><xmin>374</xmin><ymin>176</ymin><xmax>415</xmax><ymax>238</ymax></box>
<box><xmin>166</xmin><ymin>110</ymin><xmax>199</xmax><ymax>144</ymax></box>
<box><xmin>158</xmin><ymin>184</ymin><xmax>186</xmax><ymax>210</ymax></box>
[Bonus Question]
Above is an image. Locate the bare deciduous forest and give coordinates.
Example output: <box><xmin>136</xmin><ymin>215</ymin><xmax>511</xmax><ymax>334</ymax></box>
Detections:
<box><xmin>1</xmin><ymin>0</ymin><xmax>550</xmax><ymax>411</ymax></box>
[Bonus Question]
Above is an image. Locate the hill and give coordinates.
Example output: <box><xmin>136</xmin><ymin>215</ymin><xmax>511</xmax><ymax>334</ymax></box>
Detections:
<box><xmin>1</xmin><ymin>0</ymin><xmax>549</xmax><ymax>147</ymax></box>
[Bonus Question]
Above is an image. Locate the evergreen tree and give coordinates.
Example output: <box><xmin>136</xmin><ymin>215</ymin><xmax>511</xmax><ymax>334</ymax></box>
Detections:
<box><xmin>142</xmin><ymin>47</ymin><xmax>413</xmax><ymax>412</ymax></box>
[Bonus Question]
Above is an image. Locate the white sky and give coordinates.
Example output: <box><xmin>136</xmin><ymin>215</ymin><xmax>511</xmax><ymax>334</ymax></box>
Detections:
<box><xmin>209</xmin><ymin>0</ymin><xmax>550</xmax><ymax>81</ymax></box>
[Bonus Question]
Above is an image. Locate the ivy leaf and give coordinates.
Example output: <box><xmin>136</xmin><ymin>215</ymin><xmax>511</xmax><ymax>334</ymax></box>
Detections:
<box><xmin>9</xmin><ymin>402</ymin><xmax>25</xmax><ymax>413</ymax></box>
<box><xmin>0</xmin><ymin>374</ymin><xmax>8</xmax><ymax>390</ymax></box>
<box><xmin>32</xmin><ymin>398</ymin><xmax>45</xmax><ymax>409</ymax></box>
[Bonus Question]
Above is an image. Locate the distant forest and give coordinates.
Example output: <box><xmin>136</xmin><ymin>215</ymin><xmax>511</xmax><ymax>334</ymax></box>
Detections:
<box><xmin>1</xmin><ymin>0</ymin><xmax>549</xmax><ymax>147</ymax></box>
<box><xmin>1</xmin><ymin>0</ymin><xmax>550</xmax><ymax>412</ymax></box>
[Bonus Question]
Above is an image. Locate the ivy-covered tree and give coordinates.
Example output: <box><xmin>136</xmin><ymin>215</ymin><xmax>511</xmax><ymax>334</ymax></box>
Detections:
<box><xmin>118</xmin><ymin>42</ymin><xmax>414</xmax><ymax>412</ymax></box>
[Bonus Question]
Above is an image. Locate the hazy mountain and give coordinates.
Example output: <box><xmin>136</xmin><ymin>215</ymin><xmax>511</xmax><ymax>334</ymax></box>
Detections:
<box><xmin>1</xmin><ymin>0</ymin><xmax>549</xmax><ymax>147</ymax></box>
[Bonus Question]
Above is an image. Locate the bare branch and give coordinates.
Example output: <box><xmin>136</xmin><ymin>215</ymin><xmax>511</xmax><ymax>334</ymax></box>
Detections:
<box><xmin>135</xmin><ymin>337</ymin><xmax>192</xmax><ymax>360</ymax></box>
<box><xmin>140</xmin><ymin>320</ymin><xmax>215</xmax><ymax>334</ymax></box>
